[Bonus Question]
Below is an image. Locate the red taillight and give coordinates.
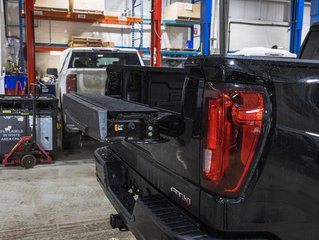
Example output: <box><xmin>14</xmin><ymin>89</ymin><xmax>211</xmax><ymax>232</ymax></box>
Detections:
<box><xmin>66</xmin><ymin>74</ymin><xmax>77</xmax><ymax>93</ymax></box>
<box><xmin>203</xmin><ymin>90</ymin><xmax>264</xmax><ymax>196</ymax></box>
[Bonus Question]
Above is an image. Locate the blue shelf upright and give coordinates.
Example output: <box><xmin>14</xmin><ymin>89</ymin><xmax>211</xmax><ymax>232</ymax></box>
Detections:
<box><xmin>290</xmin><ymin>0</ymin><xmax>305</xmax><ymax>54</ymax></box>
<box><xmin>132</xmin><ymin>0</ymin><xmax>144</xmax><ymax>49</ymax></box>
<box><xmin>200</xmin><ymin>0</ymin><xmax>213</xmax><ymax>55</ymax></box>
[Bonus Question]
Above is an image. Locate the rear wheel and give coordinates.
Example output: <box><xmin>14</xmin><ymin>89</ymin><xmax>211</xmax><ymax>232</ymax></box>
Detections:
<box><xmin>21</xmin><ymin>154</ymin><xmax>36</xmax><ymax>169</ymax></box>
<box><xmin>62</xmin><ymin>121</ymin><xmax>82</xmax><ymax>150</ymax></box>
<box><xmin>110</xmin><ymin>214</ymin><xmax>128</xmax><ymax>231</ymax></box>
<box><xmin>61</xmin><ymin>106</ymin><xmax>82</xmax><ymax>150</ymax></box>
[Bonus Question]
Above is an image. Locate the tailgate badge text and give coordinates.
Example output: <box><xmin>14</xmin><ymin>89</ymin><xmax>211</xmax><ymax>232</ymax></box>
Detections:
<box><xmin>170</xmin><ymin>187</ymin><xmax>192</xmax><ymax>206</ymax></box>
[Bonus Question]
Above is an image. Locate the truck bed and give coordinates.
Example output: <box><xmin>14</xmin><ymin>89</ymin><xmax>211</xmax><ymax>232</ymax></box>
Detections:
<box><xmin>106</xmin><ymin>65</ymin><xmax>185</xmax><ymax>113</ymax></box>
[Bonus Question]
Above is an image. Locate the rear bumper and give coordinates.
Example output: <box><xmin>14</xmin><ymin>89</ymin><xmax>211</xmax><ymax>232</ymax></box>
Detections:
<box><xmin>94</xmin><ymin>146</ymin><xmax>214</xmax><ymax>240</ymax></box>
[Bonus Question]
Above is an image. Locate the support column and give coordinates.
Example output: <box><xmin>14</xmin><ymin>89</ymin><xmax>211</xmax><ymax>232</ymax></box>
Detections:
<box><xmin>219</xmin><ymin>0</ymin><xmax>229</xmax><ymax>55</ymax></box>
<box><xmin>150</xmin><ymin>0</ymin><xmax>162</xmax><ymax>66</ymax></box>
<box><xmin>290</xmin><ymin>0</ymin><xmax>304</xmax><ymax>54</ymax></box>
<box><xmin>19</xmin><ymin>0</ymin><xmax>25</xmax><ymax>73</ymax></box>
<box><xmin>190</xmin><ymin>0</ymin><xmax>197</xmax><ymax>48</ymax></box>
<box><xmin>25</xmin><ymin>0</ymin><xmax>35</xmax><ymax>92</ymax></box>
<box><xmin>0</xmin><ymin>0</ymin><xmax>6</xmax><ymax>70</ymax></box>
<box><xmin>200</xmin><ymin>0</ymin><xmax>212</xmax><ymax>55</ymax></box>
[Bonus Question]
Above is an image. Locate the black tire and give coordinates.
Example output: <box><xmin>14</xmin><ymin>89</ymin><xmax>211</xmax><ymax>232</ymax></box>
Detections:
<box><xmin>62</xmin><ymin>124</ymin><xmax>82</xmax><ymax>150</ymax></box>
<box><xmin>21</xmin><ymin>154</ymin><xmax>37</xmax><ymax>169</ymax></box>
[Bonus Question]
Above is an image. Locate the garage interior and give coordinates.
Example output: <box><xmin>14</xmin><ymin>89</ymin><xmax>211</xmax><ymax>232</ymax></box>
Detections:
<box><xmin>0</xmin><ymin>0</ymin><xmax>318</xmax><ymax>239</ymax></box>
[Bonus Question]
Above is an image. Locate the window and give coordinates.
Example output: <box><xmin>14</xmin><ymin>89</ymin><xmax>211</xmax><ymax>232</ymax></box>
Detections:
<box><xmin>69</xmin><ymin>51</ymin><xmax>141</xmax><ymax>68</ymax></box>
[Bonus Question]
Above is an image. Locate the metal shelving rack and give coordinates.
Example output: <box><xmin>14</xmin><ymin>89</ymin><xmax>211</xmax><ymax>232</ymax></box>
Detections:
<box><xmin>28</xmin><ymin>10</ymin><xmax>143</xmax><ymax>52</ymax></box>
<box><xmin>30</xmin><ymin>10</ymin><xmax>142</xmax><ymax>25</ymax></box>
<box><xmin>132</xmin><ymin>0</ymin><xmax>144</xmax><ymax>48</ymax></box>
<box><xmin>138</xmin><ymin>0</ymin><xmax>201</xmax><ymax>63</ymax></box>
<box><xmin>21</xmin><ymin>5</ymin><xmax>143</xmax><ymax>37</ymax></box>
<box><xmin>21</xmin><ymin>0</ymin><xmax>205</xmax><ymax>74</ymax></box>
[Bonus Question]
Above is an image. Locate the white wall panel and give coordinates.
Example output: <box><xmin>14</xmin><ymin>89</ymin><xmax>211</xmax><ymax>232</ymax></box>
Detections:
<box><xmin>228</xmin><ymin>0</ymin><xmax>311</xmax><ymax>51</ymax></box>
<box><xmin>229</xmin><ymin>0</ymin><xmax>290</xmax><ymax>22</ymax></box>
<box><xmin>36</xmin><ymin>53</ymin><xmax>60</xmax><ymax>76</ymax></box>
<box><xmin>229</xmin><ymin>23</ymin><xmax>290</xmax><ymax>50</ymax></box>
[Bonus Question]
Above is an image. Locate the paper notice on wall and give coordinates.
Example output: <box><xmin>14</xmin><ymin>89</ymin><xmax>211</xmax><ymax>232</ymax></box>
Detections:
<box><xmin>0</xmin><ymin>77</ymin><xmax>4</xmax><ymax>94</ymax></box>
<box><xmin>184</xmin><ymin>3</ymin><xmax>193</xmax><ymax>11</ymax></box>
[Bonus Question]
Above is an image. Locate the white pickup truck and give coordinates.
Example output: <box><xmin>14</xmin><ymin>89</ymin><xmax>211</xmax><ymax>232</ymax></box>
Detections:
<box><xmin>47</xmin><ymin>47</ymin><xmax>144</xmax><ymax>148</ymax></box>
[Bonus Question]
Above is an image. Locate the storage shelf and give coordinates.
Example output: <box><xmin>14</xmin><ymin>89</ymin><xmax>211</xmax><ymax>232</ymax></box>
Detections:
<box><xmin>28</xmin><ymin>9</ymin><xmax>142</xmax><ymax>25</ymax></box>
<box><xmin>22</xmin><ymin>43</ymin><xmax>68</xmax><ymax>52</ymax></box>
<box><xmin>142</xmin><ymin>18</ymin><xmax>199</xmax><ymax>26</ymax></box>
<box><xmin>163</xmin><ymin>19</ymin><xmax>200</xmax><ymax>26</ymax></box>
<box><xmin>161</xmin><ymin>50</ymin><xmax>199</xmax><ymax>56</ymax></box>
<box><xmin>32</xmin><ymin>43</ymin><xmax>199</xmax><ymax>56</ymax></box>
<box><xmin>35</xmin><ymin>45</ymin><xmax>67</xmax><ymax>52</ymax></box>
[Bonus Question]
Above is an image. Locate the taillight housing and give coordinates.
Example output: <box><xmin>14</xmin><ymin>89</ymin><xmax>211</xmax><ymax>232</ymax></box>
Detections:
<box><xmin>66</xmin><ymin>74</ymin><xmax>77</xmax><ymax>93</ymax></box>
<box><xmin>203</xmin><ymin>84</ymin><xmax>268</xmax><ymax>197</ymax></box>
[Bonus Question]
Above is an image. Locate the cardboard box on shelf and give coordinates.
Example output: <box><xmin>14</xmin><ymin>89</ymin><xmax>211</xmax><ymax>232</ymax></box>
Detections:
<box><xmin>163</xmin><ymin>2</ymin><xmax>200</xmax><ymax>21</ymax></box>
<box><xmin>72</xmin><ymin>0</ymin><xmax>104</xmax><ymax>14</ymax></box>
<box><xmin>34</xmin><ymin>0</ymin><xmax>69</xmax><ymax>12</ymax></box>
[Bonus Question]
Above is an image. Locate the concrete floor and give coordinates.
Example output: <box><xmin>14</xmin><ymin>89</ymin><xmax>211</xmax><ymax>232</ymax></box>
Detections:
<box><xmin>0</xmin><ymin>143</ymin><xmax>135</xmax><ymax>240</ymax></box>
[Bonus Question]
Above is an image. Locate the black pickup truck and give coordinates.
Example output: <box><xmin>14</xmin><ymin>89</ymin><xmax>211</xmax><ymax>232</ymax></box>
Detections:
<box><xmin>63</xmin><ymin>22</ymin><xmax>319</xmax><ymax>240</ymax></box>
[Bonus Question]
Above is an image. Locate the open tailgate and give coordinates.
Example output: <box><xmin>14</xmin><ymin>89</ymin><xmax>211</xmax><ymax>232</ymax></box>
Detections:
<box><xmin>63</xmin><ymin>93</ymin><xmax>160</xmax><ymax>142</ymax></box>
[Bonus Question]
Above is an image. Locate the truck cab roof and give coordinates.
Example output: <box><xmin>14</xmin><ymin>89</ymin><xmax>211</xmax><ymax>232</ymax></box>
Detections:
<box><xmin>64</xmin><ymin>47</ymin><xmax>139</xmax><ymax>53</ymax></box>
<box><xmin>61</xmin><ymin>47</ymin><xmax>139</xmax><ymax>59</ymax></box>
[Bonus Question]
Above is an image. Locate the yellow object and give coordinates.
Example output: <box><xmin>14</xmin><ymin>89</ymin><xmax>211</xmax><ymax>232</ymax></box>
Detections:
<box><xmin>102</xmin><ymin>42</ymin><xmax>116</xmax><ymax>48</ymax></box>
